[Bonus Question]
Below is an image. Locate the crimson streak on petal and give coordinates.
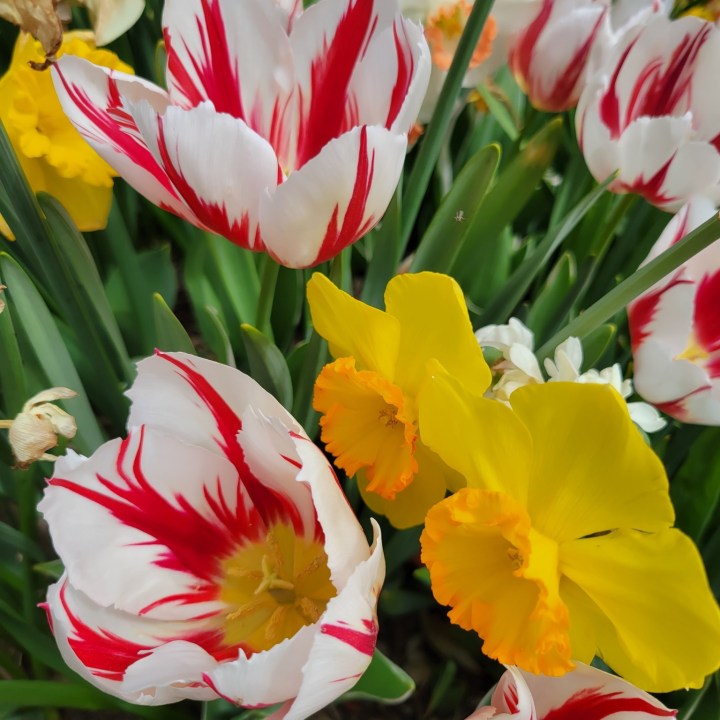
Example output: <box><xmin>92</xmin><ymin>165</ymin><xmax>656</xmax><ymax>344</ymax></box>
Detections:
<box><xmin>542</xmin><ymin>688</ymin><xmax>676</xmax><ymax>720</ymax></box>
<box><xmin>313</xmin><ymin>126</ymin><xmax>376</xmax><ymax>265</ymax></box>
<box><xmin>320</xmin><ymin>618</ymin><xmax>377</xmax><ymax>656</ymax></box>
<box><xmin>155</xmin><ymin>352</ymin><xmax>310</xmax><ymax>535</ymax></box>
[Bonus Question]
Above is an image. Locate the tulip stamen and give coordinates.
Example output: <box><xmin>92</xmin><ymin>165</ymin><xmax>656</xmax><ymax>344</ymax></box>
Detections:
<box><xmin>254</xmin><ymin>554</ymin><xmax>295</xmax><ymax>595</ymax></box>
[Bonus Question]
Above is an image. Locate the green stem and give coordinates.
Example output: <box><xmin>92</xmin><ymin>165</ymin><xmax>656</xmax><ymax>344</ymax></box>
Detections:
<box><xmin>16</xmin><ymin>467</ymin><xmax>45</xmax><ymax>680</ymax></box>
<box><xmin>400</xmin><ymin>0</ymin><xmax>496</xmax><ymax>253</ymax></box>
<box><xmin>537</xmin><ymin>211</ymin><xmax>720</xmax><ymax>360</ymax></box>
<box><xmin>255</xmin><ymin>256</ymin><xmax>280</xmax><ymax>339</ymax></box>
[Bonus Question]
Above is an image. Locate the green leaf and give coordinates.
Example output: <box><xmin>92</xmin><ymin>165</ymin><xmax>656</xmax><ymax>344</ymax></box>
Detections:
<box><xmin>0</xmin><ymin>283</ymin><xmax>27</xmax><ymax>415</ymax></box>
<box><xmin>152</xmin><ymin>293</ymin><xmax>196</xmax><ymax>355</ymax></box>
<box><xmin>0</xmin><ymin>522</ymin><xmax>43</xmax><ymax>562</ymax></box>
<box><xmin>476</xmin><ymin>172</ymin><xmax>613</xmax><ymax>326</ymax></box>
<box><xmin>526</xmin><ymin>253</ymin><xmax>576</xmax><ymax>340</ymax></box>
<box><xmin>579</xmin><ymin>324</ymin><xmax>616</xmax><ymax>371</ymax></box>
<box><xmin>341</xmin><ymin>650</ymin><xmax>415</xmax><ymax>705</ymax></box>
<box><xmin>537</xmin><ymin>212</ymin><xmax>720</xmax><ymax>360</ymax></box>
<box><xmin>411</xmin><ymin>143</ymin><xmax>500</xmax><ymax>274</ymax></box>
<box><xmin>33</xmin><ymin>559</ymin><xmax>64</xmax><ymax>581</ymax></box>
<box><xmin>290</xmin><ymin>331</ymin><xmax>327</xmax><ymax>437</ymax></box>
<box><xmin>451</xmin><ymin>118</ymin><xmax>564</xmax><ymax>303</ymax></box>
<box><xmin>0</xmin><ymin>254</ymin><xmax>104</xmax><ymax>453</ymax></box>
<box><xmin>37</xmin><ymin>195</ymin><xmax>131</xmax><ymax>378</ymax></box>
<box><xmin>240</xmin><ymin>324</ymin><xmax>293</xmax><ymax>409</ymax></box>
<box><xmin>474</xmin><ymin>83</ymin><xmax>519</xmax><ymax>141</ymax></box>
<box><xmin>671</xmin><ymin>429</ymin><xmax>720</xmax><ymax>543</ymax></box>
<box><xmin>201</xmin><ymin>306</ymin><xmax>236</xmax><ymax>367</ymax></box>
<box><xmin>0</xmin><ymin>681</ymin><xmax>114</xmax><ymax>710</ymax></box>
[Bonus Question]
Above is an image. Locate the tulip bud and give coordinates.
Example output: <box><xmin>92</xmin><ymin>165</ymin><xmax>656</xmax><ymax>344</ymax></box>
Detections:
<box><xmin>3</xmin><ymin>388</ymin><xmax>77</xmax><ymax>467</ymax></box>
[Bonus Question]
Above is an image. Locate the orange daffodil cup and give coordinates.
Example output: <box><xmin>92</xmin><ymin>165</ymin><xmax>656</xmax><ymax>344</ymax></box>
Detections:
<box><xmin>307</xmin><ymin>272</ymin><xmax>491</xmax><ymax>529</ymax></box>
<box><xmin>419</xmin><ymin>373</ymin><xmax>720</xmax><ymax>692</ymax></box>
<box><xmin>39</xmin><ymin>352</ymin><xmax>384</xmax><ymax>717</ymax></box>
<box><xmin>49</xmin><ymin>0</ymin><xmax>430</xmax><ymax>268</ymax></box>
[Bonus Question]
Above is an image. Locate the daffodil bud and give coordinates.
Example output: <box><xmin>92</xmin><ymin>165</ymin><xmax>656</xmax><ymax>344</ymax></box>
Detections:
<box><xmin>6</xmin><ymin>388</ymin><xmax>77</xmax><ymax>467</ymax></box>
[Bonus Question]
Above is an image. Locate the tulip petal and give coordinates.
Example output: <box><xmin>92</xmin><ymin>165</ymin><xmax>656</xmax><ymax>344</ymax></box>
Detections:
<box><xmin>39</xmin><ymin>427</ymin><xmax>257</xmax><ymax>620</ymax></box>
<box><xmin>162</xmin><ymin>0</ymin><xmax>295</xmax><ymax>164</ymax></box>
<box><xmin>132</xmin><ymin>102</ymin><xmax>279</xmax><ymax>250</ymax></box>
<box><xmin>261</xmin><ymin>125</ymin><xmax>406</xmax><ymax>268</ymax></box>
<box><xmin>50</xmin><ymin>56</ymin><xmax>194</xmax><ymax>221</ymax></box>
<box><xmin>418</xmin><ymin>365</ymin><xmax>532</xmax><ymax>504</ymax></box>
<box><xmin>561</xmin><ymin>528</ymin><xmax>720</xmax><ymax>692</ymax></box>
<box><xmin>46</xmin><ymin>578</ymin><xmax>222</xmax><ymax>704</ymax></box>
<box><xmin>126</xmin><ymin>352</ymin><xmax>312</xmax><ymax>526</ymax></box>
<box><xmin>290</xmin><ymin>0</ymin><xmax>397</xmax><ymax>166</ymax></box>
<box><xmin>508</xmin><ymin>383</ymin><xmax>674</xmax><ymax>542</ymax></box>
<box><xmin>384</xmin><ymin>272</ymin><xmax>491</xmax><ymax>397</ymax></box>
<box><xmin>306</xmin><ymin>273</ymin><xmax>400</xmax><ymax>379</ymax></box>
<box><xmin>280</xmin><ymin>521</ymin><xmax>384</xmax><ymax>720</ymax></box>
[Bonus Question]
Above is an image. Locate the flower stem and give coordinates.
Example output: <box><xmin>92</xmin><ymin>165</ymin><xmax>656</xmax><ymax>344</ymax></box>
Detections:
<box><xmin>536</xmin><ymin>211</ymin><xmax>720</xmax><ymax>360</ymax></box>
<box><xmin>255</xmin><ymin>256</ymin><xmax>280</xmax><ymax>339</ymax></box>
<box><xmin>400</xmin><ymin>0</ymin><xmax>496</xmax><ymax>254</ymax></box>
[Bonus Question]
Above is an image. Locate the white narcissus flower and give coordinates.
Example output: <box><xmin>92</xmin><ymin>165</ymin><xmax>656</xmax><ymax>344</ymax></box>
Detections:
<box><xmin>466</xmin><ymin>662</ymin><xmax>676</xmax><ymax>719</ymax></box>
<box><xmin>576</xmin><ymin>13</ymin><xmax>720</xmax><ymax>211</ymax></box>
<box><xmin>628</xmin><ymin>196</ymin><xmax>720</xmax><ymax>425</ymax></box>
<box><xmin>476</xmin><ymin>319</ymin><xmax>666</xmax><ymax>432</ymax></box>
<box><xmin>38</xmin><ymin>352</ymin><xmax>384</xmax><ymax>718</ymax></box>
<box><xmin>51</xmin><ymin>0</ymin><xmax>430</xmax><ymax>268</ymax></box>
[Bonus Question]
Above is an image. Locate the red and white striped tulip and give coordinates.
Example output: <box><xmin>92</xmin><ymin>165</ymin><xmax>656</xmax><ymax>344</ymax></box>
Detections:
<box><xmin>38</xmin><ymin>352</ymin><xmax>384</xmax><ymax>717</ymax></box>
<box><xmin>508</xmin><ymin>0</ymin><xmax>611</xmax><ymax>113</ymax></box>
<box><xmin>50</xmin><ymin>0</ymin><xmax>430</xmax><ymax>268</ymax></box>
<box><xmin>628</xmin><ymin>196</ymin><xmax>720</xmax><ymax>424</ymax></box>
<box><xmin>576</xmin><ymin>13</ymin><xmax>720</xmax><ymax>211</ymax></box>
<box><xmin>466</xmin><ymin>663</ymin><xmax>676</xmax><ymax>719</ymax></box>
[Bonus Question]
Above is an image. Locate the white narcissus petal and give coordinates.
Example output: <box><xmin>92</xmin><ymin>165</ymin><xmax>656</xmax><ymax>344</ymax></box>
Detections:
<box><xmin>39</xmin><ymin>427</ymin><xmax>249</xmax><ymax>621</ymax></box>
<box><xmin>260</xmin><ymin>125</ymin><xmax>406</xmax><ymax>268</ymax></box>
<box><xmin>50</xmin><ymin>56</ymin><xmax>197</xmax><ymax>222</ymax></box>
<box><xmin>162</xmin><ymin>0</ymin><xmax>295</xmax><ymax>165</ymax></box>
<box><xmin>627</xmin><ymin>402</ymin><xmax>667</xmax><ymax>433</ymax></box>
<box><xmin>280</xmin><ymin>521</ymin><xmax>384</xmax><ymax>720</ymax></box>
<box><xmin>132</xmin><ymin>102</ymin><xmax>279</xmax><ymax>251</ymax></box>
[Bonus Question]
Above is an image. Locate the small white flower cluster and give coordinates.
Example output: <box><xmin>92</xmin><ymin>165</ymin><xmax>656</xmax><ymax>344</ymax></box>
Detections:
<box><xmin>475</xmin><ymin>318</ymin><xmax>666</xmax><ymax>433</ymax></box>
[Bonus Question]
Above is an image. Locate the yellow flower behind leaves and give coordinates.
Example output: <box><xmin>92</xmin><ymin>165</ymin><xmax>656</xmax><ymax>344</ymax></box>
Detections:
<box><xmin>0</xmin><ymin>31</ymin><xmax>132</xmax><ymax>238</ymax></box>
<box><xmin>419</xmin><ymin>373</ymin><xmax>720</xmax><ymax>692</ymax></box>
<box><xmin>307</xmin><ymin>272</ymin><xmax>491</xmax><ymax>529</ymax></box>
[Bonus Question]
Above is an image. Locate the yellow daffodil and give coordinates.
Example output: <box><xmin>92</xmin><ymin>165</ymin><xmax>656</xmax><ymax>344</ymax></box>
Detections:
<box><xmin>0</xmin><ymin>31</ymin><xmax>132</xmax><ymax>238</ymax></box>
<box><xmin>307</xmin><ymin>272</ymin><xmax>491</xmax><ymax>528</ymax></box>
<box><xmin>419</xmin><ymin>373</ymin><xmax>720</xmax><ymax>692</ymax></box>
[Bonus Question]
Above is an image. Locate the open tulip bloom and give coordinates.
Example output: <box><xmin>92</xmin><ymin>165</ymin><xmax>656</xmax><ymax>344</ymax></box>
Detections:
<box><xmin>466</xmin><ymin>662</ymin><xmax>676</xmax><ymax>719</ymax></box>
<box><xmin>50</xmin><ymin>0</ymin><xmax>430</xmax><ymax>268</ymax></box>
<box><xmin>38</xmin><ymin>352</ymin><xmax>384</xmax><ymax>717</ymax></box>
<box><xmin>629</xmin><ymin>196</ymin><xmax>720</xmax><ymax>424</ymax></box>
<box><xmin>419</xmin><ymin>375</ymin><xmax>720</xmax><ymax>692</ymax></box>
<box><xmin>576</xmin><ymin>12</ymin><xmax>720</xmax><ymax>211</ymax></box>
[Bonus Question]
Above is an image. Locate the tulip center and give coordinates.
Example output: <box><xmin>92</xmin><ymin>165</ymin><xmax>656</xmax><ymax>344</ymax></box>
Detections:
<box><xmin>219</xmin><ymin>523</ymin><xmax>336</xmax><ymax>653</ymax></box>
<box><xmin>313</xmin><ymin>356</ymin><xmax>418</xmax><ymax>500</ymax></box>
<box><xmin>676</xmin><ymin>334</ymin><xmax>710</xmax><ymax>364</ymax></box>
<box><xmin>425</xmin><ymin>2</ymin><xmax>497</xmax><ymax>71</ymax></box>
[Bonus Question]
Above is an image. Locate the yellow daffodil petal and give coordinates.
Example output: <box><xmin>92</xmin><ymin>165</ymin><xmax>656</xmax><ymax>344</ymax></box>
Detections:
<box><xmin>561</xmin><ymin>528</ymin><xmax>720</xmax><ymax>692</ymax></box>
<box><xmin>357</xmin><ymin>441</ymin><xmax>450</xmax><ymax>529</ymax></box>
<box><xmin>422</xmin><ymin>489</ymin><xmax>573</xmax><ymax>675</ymax></box>
<box><xmin>509</xmin><ymin>383</ymin><xmax>673</xmax><ymax>542</ymax></box>
<box><xmin>384</xmin><ymin>272</ymin><xmax>491</xmax><ymax>396</ymax></box>
<box><xmin>307</xmin><ymin>273</ymin><xmax>400</xmax><ymax>378</ymax></box>
<box><xmin>418</xmin><ymin>363</ymin><xmax>531</xmax><ymax>503</ymax></box>
<box><xmin>313</xmin><ymin>357</ymin><xmax>417</xmax><ymax>499</ymax></box>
